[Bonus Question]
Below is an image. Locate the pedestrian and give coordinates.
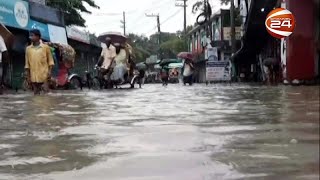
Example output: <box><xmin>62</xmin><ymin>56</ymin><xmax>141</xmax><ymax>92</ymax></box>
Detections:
<box><xmin>25</xmin><ymin>29</ymin><xmax>54</xmax><ymax>95</ymax></box>
<box><xmin>263</xmin><ymin>58</ymin><xmax>279</xmax><ymax>85</ymax></box>
<box><xmin>0</xmin><ymin>34</ymin><xmax>9</xmax><ymax>95</ymax></box>
<box><xmin>182</xmin><ymin>58</ymin><xmax>194</xmax><ymax>86</ymax></box>
<box><xmin>160</xmin><ymin>67</ymin><xmax>169</xmax><ymax>86</ymax></box>
<box><xmin>111</xmin><ymin>43</ymin><xmax>127</xmax><ymax>84</ymax></box>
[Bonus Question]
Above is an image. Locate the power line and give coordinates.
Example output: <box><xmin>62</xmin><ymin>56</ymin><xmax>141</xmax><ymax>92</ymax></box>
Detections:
<box><xmin>175</xmin><ymin>0</ymin><xmax>187</xmax><ymax>36</ymax></box>
<box><xmin>145</xmin><ymin>9</ymin><xmax>183</xmax><ymax>35</ymax></box>
<box><xmin>126</xmin><ymin>0</ymin><xmax>172</xmax><ymax>27</ymax></box>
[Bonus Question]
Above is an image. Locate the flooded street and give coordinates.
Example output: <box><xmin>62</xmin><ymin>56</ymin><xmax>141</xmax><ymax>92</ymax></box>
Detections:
<box><xmin>0</xmin><ymin>84</ymin><xmax>319</xmax><ymax>180</ymax></box>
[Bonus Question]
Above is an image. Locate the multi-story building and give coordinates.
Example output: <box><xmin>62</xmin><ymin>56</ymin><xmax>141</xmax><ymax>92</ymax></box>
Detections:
<box><xmin>188</xmin><ymin>9</ymin><xmax>242</xmax><ymax>82</ymax></box>
<box><xmin>189</xmin><ymin>0</ymin><xmax>319</xmax><ymax>84</ymax></box>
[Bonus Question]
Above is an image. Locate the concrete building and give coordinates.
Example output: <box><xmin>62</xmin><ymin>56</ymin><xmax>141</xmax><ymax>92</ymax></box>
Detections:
<box><xmin>188</xmin><ymin>9</ymin><xmax>242</xmax><ymax>83</ymax></box>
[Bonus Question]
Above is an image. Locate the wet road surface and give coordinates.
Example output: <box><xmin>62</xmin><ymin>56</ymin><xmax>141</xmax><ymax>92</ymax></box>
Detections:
<box><xmin>0</xmin><ymin>84</ymin><xmax>319</xmax><ymax>180</ymax></box>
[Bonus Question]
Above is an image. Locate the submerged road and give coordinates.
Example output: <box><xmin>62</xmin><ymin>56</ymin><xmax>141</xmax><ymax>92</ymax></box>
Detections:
<box><xmin>0</xmin><ymin>84</ymin><xmax>319</xmax><ymax>180</ymax></box>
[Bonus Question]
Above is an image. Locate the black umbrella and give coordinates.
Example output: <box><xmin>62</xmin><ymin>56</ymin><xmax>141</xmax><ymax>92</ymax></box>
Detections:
<box><xmin>98</xmin><ymin>32</ymin><xmax>127</xmax><ymax>44</ymax></box>
<box><xmin>263</xmin><ymin>58</ymin><xmax>278</xmax><ymax>66</ymax></box>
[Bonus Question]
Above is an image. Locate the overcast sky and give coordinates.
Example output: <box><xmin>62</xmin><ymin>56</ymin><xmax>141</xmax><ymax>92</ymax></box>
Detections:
<box><xmin>81</xmin><ymin>0</ymin><xmax>224</xmax><ymax>37</ymax></box>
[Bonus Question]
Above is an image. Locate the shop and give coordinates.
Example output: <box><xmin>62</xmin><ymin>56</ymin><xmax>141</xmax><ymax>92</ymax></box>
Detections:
<box><xmin>0</xmin><ymin>0</ymin><xmax>67</xmax><ymax>89</ymax></box>
<box><xmin>66</xmin><ymin>26</ymin><xmax>101</xmax><ymax>77</ymax></box>
<box><xmin>0</xmin><ymin>0</ymin><xmax>31</xmax><ymax>88</ymax></box>
<box><xmin>188</xmin><ymin>9</ymin><xmax>242</xmax><ymax>83</ymax></box>
<box><xmin>233</xmin><ymin>0</ymin><xmax>319</xmax><ymax>84</ymax></box>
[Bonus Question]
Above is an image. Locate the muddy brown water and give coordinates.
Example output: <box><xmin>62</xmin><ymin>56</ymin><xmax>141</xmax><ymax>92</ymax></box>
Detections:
<box><xmin>0</xmin><ymin>84</ymin><xmax>319</xmax><ymax>180</ymax></box>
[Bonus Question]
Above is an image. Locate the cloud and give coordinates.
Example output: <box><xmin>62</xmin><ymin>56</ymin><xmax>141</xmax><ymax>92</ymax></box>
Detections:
<box><xmin>82</xmin><ymin>0</ymin><xmax>222</xmax><ymax>37</ymax></box>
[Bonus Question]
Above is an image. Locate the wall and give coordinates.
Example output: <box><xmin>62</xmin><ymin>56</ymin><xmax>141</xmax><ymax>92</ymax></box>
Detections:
<box><xmin>286</xmin><ymin>0</ymin><xmax>316</xmax><ymax>80</ymax></box>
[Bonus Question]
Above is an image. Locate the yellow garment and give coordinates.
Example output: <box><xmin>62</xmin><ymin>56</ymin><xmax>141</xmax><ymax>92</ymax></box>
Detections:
<box><xmin>114</xmin><ymin>49</ymin><xmax>127</xmax><ymax>65</ymax></box>
<box><xmin>25</xmin><ymin>43</ymin><xmax>54</xmax><ymax>83</ymax></box>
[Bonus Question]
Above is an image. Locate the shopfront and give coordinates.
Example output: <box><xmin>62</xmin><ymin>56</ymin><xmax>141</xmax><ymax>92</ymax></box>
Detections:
<box><xmin>66</xmin><ymin>26</ymin><xmax>101</xmax><ymax>77</ymax></box>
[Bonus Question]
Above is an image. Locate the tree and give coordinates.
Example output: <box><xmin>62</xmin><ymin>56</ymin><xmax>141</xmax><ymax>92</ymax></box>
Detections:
<box><xmin>160</xmin><ymin>37</ymin><xmax>187</xmax><ymax>59</ymax></box>
<box><xmin>46</xmin><ymin>0</ymin><xmax>99</xmax><ymax>27</ymax></box>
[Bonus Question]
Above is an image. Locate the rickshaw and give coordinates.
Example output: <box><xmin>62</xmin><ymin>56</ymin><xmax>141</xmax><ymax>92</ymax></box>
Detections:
<box><xmin>168</xmin><ymin>63</ymin><xmax>183</xmax><ymax>84</ymax></box>
<box><xmin>159</xmin><ymin>59</ymin><xmax>182</xmax><ymax>85</ymax></box>
<box><xmin>95</xmin><ymin>32</ymin><xmax>141</xmax><ymax>89</ymax></box>
<box><xmin>22</xmin><ymin>42</ymin><xmax>81</xmax><ymax>91</ymax></box>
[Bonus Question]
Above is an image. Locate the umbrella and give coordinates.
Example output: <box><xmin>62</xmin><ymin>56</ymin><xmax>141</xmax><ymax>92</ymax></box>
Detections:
<box><xmin>136</xmin><ymin>62</ymin><xmax>147</xmax><ymax>70</ymax></box>
<box><xmin>98</xmin><ymin>31</ymin><xmax>127</xmax><ymax>44</ymax></box>
<box><xmin>159</xmin><ymin>59</ymin><xmax>182</xmax><ymax>67</ymax></box>
<box><xmin>177</xmin><ymin>52</ymin><xmax>193</xmax><ymax>60</ymax></box>
<box><xmin>263</xmin><ymin>58</ymin><xmax>278</xmax><ymax>66</ymax></box>
<box><xmin>168</xmin><ymin>62</ymin><xmax>183</xmax><ymax>69</ymax></box>
<box><xmin>0</xmin><ymin>23</ymin><xmax>13</xmax><ymax>47</ymax></box>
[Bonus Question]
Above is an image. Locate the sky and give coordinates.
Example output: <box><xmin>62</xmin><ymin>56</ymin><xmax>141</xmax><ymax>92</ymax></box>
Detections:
<box><xmin>81</xmin><ymin>0</ymin><xmax>224</xmax><ymax>37</ymax></box>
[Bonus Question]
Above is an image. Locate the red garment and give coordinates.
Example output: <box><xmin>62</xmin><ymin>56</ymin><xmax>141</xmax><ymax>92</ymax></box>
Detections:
<box><xmin>57</xmin><ymin>63</ymin><xmax>68</xmax><ymax>86</ymax></box>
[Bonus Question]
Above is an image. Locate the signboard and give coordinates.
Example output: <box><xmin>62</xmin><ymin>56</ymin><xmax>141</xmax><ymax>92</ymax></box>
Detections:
<box><xmin>223</xmin><ymin>27</ymin><xmax>242</xmax><ymax>40</ymax></box>
<box><xmin>66</xmin><ymin>26</ymin><xmax>90</xmax><ymax>44</ymax></box>
<box><xmin>29</xmin><ymin>20</ymin><xmax>50</xmax><ymax>40</ymax></box>
<box><xmin>48</xmin><ymin>24</ymin><xmax>68</xmax><ymax>45</ymax></box>
<box><xmin>0</xmin><ymin>0</ymin><xmax>30</xmax><ymax>29</ymax></box>
<box><xmin>206</xmin><ymin>61</ymin><xmax>232</xmax><ymax>81</ymax></box>
<box><xmin>207</xmin><ymin>47</ymin><xmax>218</xmax><ymax>61</ymax></box>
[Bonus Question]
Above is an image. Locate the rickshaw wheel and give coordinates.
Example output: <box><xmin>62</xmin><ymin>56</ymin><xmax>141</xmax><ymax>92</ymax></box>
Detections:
<box><xmin>92</xmin><ymin>78</ymin><xmax>101</xmax><ymax>90</ymax></box>
<box><xmin>69</xmin><ymin>77</ymin><xmax>81</xmax><ymax>90</ymax></box>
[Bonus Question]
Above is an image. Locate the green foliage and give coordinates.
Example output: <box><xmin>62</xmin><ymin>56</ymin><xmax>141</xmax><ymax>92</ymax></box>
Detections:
<box><xmin>160</xmin><ymin>37</ymin><xmax>187</xmax><ymax>59</ymax></box>
<box><xmin>46</xmin><ymin>0</ymin><xmax>99</xmax><ymax>27</ymax></box>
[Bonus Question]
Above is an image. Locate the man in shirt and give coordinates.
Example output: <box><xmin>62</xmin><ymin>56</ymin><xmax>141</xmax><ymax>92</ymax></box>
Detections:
<box><xmin>0</xmin><ymin>34</ymin><xmax>9</xmax><ymax>94</ymax></box>
<box><xmin>97</xmin><ymin>37</ymin><xmax>116</xmax><ymax>82</ymax></box>
<box><xmin>25</xmin><ymin>29</ymin><xmax>54</xmax><ymax>95</ymax></box>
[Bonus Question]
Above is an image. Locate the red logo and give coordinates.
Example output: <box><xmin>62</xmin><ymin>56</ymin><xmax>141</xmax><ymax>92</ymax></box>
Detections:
<box><xmin>265</xmin><ymin>8</ymin><xmax>296</xmax><ymax>39</ymax></box>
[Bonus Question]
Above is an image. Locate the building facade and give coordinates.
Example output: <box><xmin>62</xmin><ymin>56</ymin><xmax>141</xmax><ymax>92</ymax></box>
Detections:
<box><xmin>188</xmin><ymin>9</ymin><xmax>242</xmax><ymax>82</ymax></box>
<box><xmin>233</xmin><ymin>0</ymin><xmax>319</xmax><ymax>83</ymax></box>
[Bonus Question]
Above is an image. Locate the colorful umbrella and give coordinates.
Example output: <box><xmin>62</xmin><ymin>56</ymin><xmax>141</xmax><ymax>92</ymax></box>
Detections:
<box><xmin>177</xmin><ymin>52</ymin><xmax>193</xmax><ymax>60</ymax></box>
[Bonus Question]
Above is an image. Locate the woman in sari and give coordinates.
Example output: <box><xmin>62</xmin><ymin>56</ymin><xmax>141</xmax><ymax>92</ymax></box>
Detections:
<box><xmin>111</xmin><ymin>43</ymin><xmax>128</xmax><ymax>83</ymax></box>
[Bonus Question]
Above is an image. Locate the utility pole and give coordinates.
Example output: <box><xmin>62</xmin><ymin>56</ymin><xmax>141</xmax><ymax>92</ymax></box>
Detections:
<box><xmin>120</xmin><ymin>11</ymin><xmax>126</xmax><ymax>35</ymax></box>
<box><xmin>146</xmin><ymin>13</ymin><xmax>162</xmax><ymax>58</ymax></box>
<box><xmin>230</xmin><ymin>0</ymin><xmax>236</xmax><ymax>54</ymax></box>
<box><xmin>175</xmin><ymin>0</ymin><xmax>187</xmax><ymax>36</ymax></box>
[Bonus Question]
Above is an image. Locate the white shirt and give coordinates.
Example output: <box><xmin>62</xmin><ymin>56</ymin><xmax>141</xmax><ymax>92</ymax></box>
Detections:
<box><xmin>100</xmin><ymin>44</ymin><xmax>116</xmax><ymax>69</ymax></box>
<box><xmin>0</xmin><ymin>35</ymin><xmax>8</xmax><ymax>63</ymax></box>
<box><xmin>183</xmin><ymin>63</ymin><xmax>193</xmax><ymax>77</ymax></box>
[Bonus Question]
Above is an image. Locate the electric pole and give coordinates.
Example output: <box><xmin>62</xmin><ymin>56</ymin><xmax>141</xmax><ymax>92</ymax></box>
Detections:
<box><xmin>146</xmin><ymin>13</ymin><xmax>162</xmax><ymax>58</ymax></box>
<box><xmin>175</xmin><ymin>0</ymin><xmax>187</xmax><ymax>36</ymax></box>
<box><xmin>120</xmin><ymin>11</ymin><xmax>126</xmax><ymax>35</ymax></box>
<box><xmin>230</xmin><ymin>0</ymin><xmax>236</xmax><ymax>54</ymax></box>
<box><xmin>145</xmin><ymin>13</ymin><xmax>161</xmax><ymax>45</ymax></box>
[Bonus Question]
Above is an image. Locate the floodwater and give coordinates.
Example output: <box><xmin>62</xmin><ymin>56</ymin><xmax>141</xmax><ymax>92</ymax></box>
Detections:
<box><xmin>0</xmin><ymin>84</ymin><xmax>319</xmax><ymax>180</ymax></box>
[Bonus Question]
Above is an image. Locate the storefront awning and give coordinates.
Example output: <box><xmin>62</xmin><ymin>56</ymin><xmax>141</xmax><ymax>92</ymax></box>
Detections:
<box><xmin>232</xmin><ymin>0</ymin><xmax>278</xmax><ymax>63</ymax></box>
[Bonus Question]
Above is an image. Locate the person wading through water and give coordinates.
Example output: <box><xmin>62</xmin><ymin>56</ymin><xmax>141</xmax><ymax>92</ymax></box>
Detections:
<box><xmin>25</xmin><ymin>29</ymin><xmax>54</xmax><ymax>95</ymax></box>
<box><xmin>0</xmin><ymin>33</ymin><xmax>9</xmax><ymax>95</ymax></box>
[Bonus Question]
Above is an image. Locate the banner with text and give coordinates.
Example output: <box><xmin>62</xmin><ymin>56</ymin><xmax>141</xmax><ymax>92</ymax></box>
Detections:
<box><xmin>206</xmin><ymin>61</ymin><xmax>232</xmax><ymax>81</ymax></box>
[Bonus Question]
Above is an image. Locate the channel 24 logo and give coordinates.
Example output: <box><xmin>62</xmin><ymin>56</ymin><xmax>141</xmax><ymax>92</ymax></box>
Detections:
<box><xmin>265</xmin><ymin>8</ymin><xmax>296</xmax><ymax>39</ymax></box>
